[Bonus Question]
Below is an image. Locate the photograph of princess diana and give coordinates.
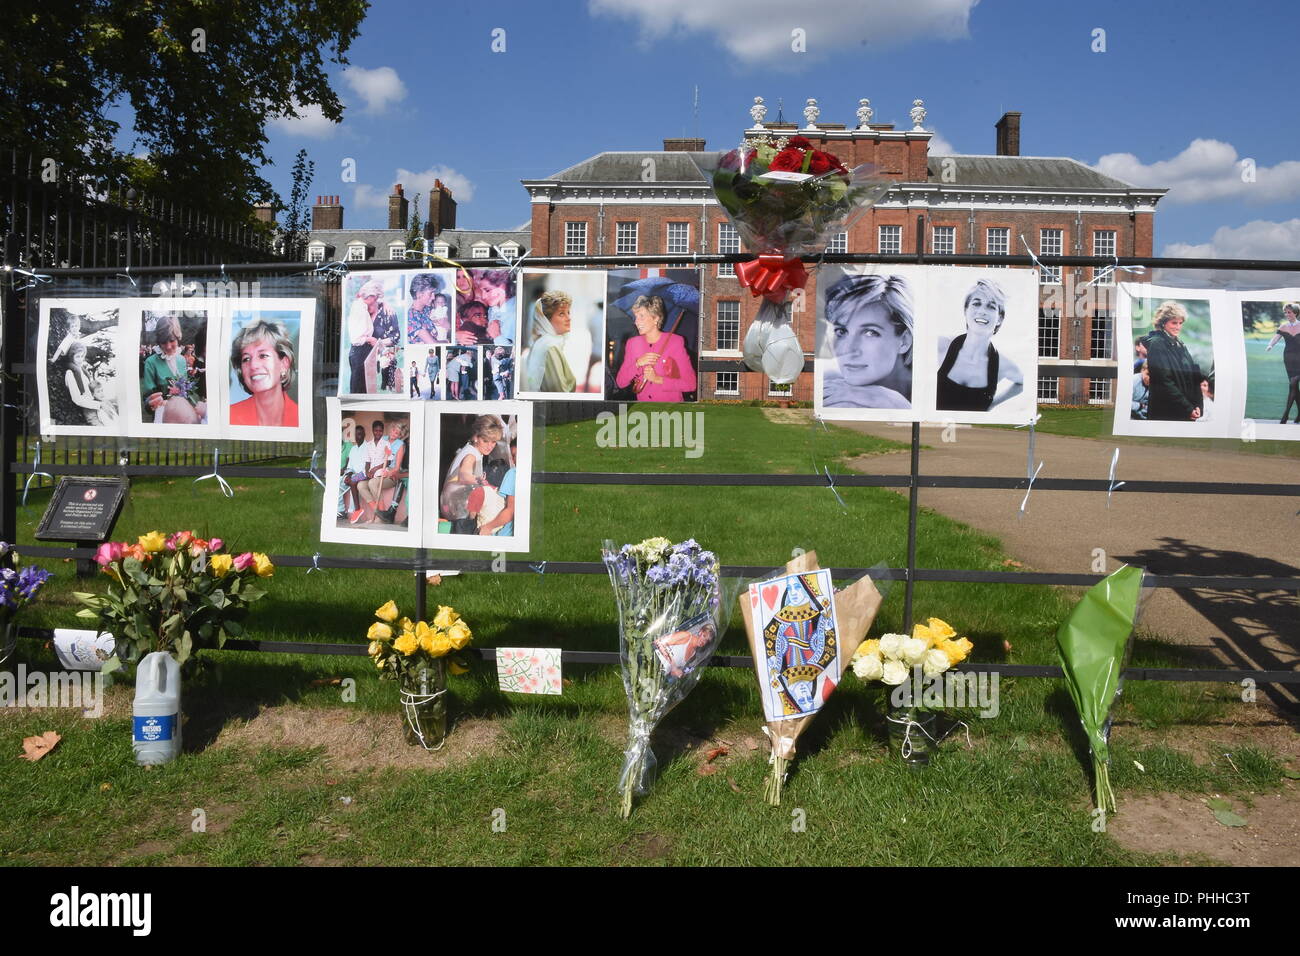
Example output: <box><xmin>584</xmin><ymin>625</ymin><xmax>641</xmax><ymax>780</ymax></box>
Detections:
<box><xmin>518</xmin><ymin>269</ymin><xmax>606</xmax><ymax>399</ymax></box>
<box><xmin>605</xmin><ymin>268</ymin><xmax>699</xmax><ymax>403</ymax></box>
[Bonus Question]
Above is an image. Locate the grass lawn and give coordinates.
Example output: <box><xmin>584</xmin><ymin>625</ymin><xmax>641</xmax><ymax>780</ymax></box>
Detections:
<box><xmin>1025</xmin><ymin>406</ymin><xmax>1300</xmax><ymax>458</ymax></box>
<box><xmin>1</xmin><ymin>405</ymin><xmax>1294</xmax><ymax>866</ymax></box>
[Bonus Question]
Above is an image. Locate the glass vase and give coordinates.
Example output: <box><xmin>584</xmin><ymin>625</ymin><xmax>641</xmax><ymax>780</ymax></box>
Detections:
<box><xmin>886</xmin><ymin>705</ymin><xmax>937</xmax><ymax>769</ymax></box>
<box><xmin>400</xmin><ymin>660</ymin><xmax>448</xmax><ymax>750</ymax></box>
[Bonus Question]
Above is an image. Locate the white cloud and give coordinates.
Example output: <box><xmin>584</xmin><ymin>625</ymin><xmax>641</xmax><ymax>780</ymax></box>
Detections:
<box><xmin>589</xmin><ymin>0</ymin><xmax>976</xmax><ymax>62</ymax></box>
<box><xmin>343</xmin><ymin>66</ymin><xmax>408</xmax><ymax>114</ymax></box>
<box><xmin>927</xmin><ymin>129</ymin><xmax>956</xmax><ymax>155</ymax></box>
<box><xmin>1094</xmin><ymin>139</ymin><xmax>1300</xmax><ymax>204</ymax></box>
<box><xmin>354</xmin><ymin>166</ymin><xmax>477</xmax><ymax>213</ymax></box>
<box><xmin>1157</xmin><ymin>219</ymin><xmax>1300</xmax><ymax>290</ymax></box>
<box><xmin>268</xmin><ymin>101</ymin><xmax>338</xmax><ymax>139</ymax></box>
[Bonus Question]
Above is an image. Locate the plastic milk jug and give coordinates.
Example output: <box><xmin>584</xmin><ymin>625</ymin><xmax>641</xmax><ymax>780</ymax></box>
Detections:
<box><xmin>133</xmin><ymin>651</ymin><xmax>181</xmax><ymax>765</ymax></box>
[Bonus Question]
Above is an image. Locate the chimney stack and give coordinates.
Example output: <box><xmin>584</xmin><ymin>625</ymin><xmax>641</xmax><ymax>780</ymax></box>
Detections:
<box><xmin>312</xmin><ymin>195</ymin><xmax>342</xmax><ymax>231</ymax></box>
<box><xmin>995</xmin><ymin>112</ymin><xmax>1021</xmax><ymax>157</ymax></box>
<box><xmin>253</xmin><ymin>202</ymin><xmax>274</xmax><ymax>225</ymax></box>
<box><xmin>388</xmin><ymin>184</ymin><xmax>409</xmax><ymax>230</ymax></box>
<box><xmin>425</xmin><ymin>179</ymin><xmax>458</xmax><ymax>241</ymax></box>
<box><xmin>663</xmin><ymin>138</ymin><xmax>706</xmax><ymax>152</ymax></box>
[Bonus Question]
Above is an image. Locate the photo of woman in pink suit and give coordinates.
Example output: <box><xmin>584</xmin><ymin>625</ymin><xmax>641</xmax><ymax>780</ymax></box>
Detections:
<box><xmin>614</xmin><ymin>294</ymin><xmax>697</xmax><ymax>402</ymax></box>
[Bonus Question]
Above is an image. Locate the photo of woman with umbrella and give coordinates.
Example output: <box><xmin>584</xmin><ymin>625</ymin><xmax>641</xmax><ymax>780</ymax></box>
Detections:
<box><xmin>606</xmin><ymin>269</ymin><xmax>700</xmax><ymax>402</ymax></box>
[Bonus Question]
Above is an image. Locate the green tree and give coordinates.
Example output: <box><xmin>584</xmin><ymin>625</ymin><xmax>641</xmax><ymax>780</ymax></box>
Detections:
<box><xmin>281</xmin><ymin>148</ymin><xmax>315</xmax><ymax>261</ymax></box>
<box><xmin>407</xmin><ymin>192</ymin><xmax>422</xmax><ymax>250</ymax></box>
<box><xmin>0</xmin><ymin>0</ymin><xmax>367</xmax><ymax>220</ymax></box>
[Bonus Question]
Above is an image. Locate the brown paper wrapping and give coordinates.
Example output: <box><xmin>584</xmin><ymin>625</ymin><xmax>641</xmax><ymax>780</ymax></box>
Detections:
<box><xmin>739</xmin><ymin>551</ymin><xmax>883</xmax><ymax>762</ymax></box>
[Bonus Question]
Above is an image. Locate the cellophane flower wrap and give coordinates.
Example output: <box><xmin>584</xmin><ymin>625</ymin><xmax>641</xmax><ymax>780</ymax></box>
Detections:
<box><xmin>603</xmin><ymin>537</ymin><xmax>724</xmax><ymax>818</ymax></box>
<box><xmin>694</xmin><ymin>138</ymin><xmax>892</xmax><ymax>381</ymax></box>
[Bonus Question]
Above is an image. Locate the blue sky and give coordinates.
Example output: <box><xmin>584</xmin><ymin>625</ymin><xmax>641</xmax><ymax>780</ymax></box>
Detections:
<box><xmin>255</xmin><ymin>0</ymin><xmax>1299</xmax><ymax>258</ymax></box>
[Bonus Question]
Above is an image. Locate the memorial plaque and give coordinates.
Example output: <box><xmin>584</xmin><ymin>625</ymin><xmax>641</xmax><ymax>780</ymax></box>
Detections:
<box><xmin>35</xmin><ymin>477</ymin><xmax>128</xmax><ymax>543</ymax></box>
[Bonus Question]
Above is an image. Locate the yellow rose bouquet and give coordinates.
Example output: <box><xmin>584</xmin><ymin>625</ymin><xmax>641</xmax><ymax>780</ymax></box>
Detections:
<box><xmin>366</xmin><ymin>601</ymin><xmax>473</xmax><ymax>750</ymax></box>
<box><xmin>849</xmin><ymin>616</ymin><xmax>974</xmax><ymax>767</ymax></box>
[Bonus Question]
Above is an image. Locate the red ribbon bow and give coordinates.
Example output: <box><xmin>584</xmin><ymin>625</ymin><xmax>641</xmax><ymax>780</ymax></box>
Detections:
<box><xmin>735</xmin><ymin>255</ymin><xmax>808</xmax><ymax>303</ymax></box>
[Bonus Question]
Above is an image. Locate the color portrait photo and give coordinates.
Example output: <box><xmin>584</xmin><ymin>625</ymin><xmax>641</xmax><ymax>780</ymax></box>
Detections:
<box><xmin>605</xmin><ymin>268</ymin><xmax>700</xmax><ymax>403</ymax></box>
<box><xmin>517</xmin><ymin>269</ymin><xmax>606</xmax><ymax>399</ymax></box>
<box><xmin>132</xmin><ymin>300</ymin><xmax>216</xmax><ymax>438</ymax></box>
<box><xmin>225</xmin><ymin>298</ymin><xmax>315</xmax><ymax>442</ymax></box>
<box><xmin>341</xmin><ymin>272</ymin><xmax>404</xmax><ymax>395</ymax></box>
<box><xmin>431</xmin><ymin>402</ymin><xmax>533</xmax><ymax>552</ymax></box>
<box><xmin>321</xmin><ymin>400</ymin><xmax>422</xmax><ymax>550</ymax></box>
<box><xmin>455</xmin><ymin>268</ymin><xmax>517</xmax><ymax>348</ymax></box>
<box><xmin>1240</xmin><ymin>292</ymin><xmax>1300</xmax><ymax>441</ymax></box>
<box><xmin>1113</xmin><ymin>285</ymin><xmax>1238</xmax><ymax>439</ymax></box>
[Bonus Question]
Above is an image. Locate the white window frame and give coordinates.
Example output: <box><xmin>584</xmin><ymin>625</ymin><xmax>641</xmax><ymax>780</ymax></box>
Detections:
<box><xmin>1038</xmin><ymin>309</ymin><xmax>1060</xmax><ymax>359</ymax></box>
<box><xmin>714</xmin><ymin>371</ymin><xmax>739</xmax><ymax>396</ymax></box>
<box><xmin>1039</xmin><ymin>228</ymin><xmax>1063</xmax><ymax>284</ymax></box>
<box><xmin>615</xmin><ymin>221</ymin><xmax>638</xmax><ymax>255</ymax></box>
<box><xmin>433</xmin><ymin>242</ymin><xmax>450</xmax><ymax>257</ymax></box>
<box><xmin>826</xmin><ymin>231</ymin><xmax>848</xmax><ymax>254</ymax></box>
<box><xmin>878</xmin><ymin>225</ymin><xmax>902</xmax><ymax>255</ymax></box>
<box><xmin>716</xmin><ymin>301</ymin><xmax>741</xmax><ymax>352</ymax></box>
<box><xmin>717</xmin><ymin>222</ymin><xmax>739</xmax><ymax>277</ymax></box>
<box><xmin>346</xmin><ymin>243</ymin><xmax>367</xmax><ymax>262</ymax></box>
<box><xmin>1088</xmin><ymin>379</ymin><xmax>1112</xmax><ymax>405</ymax></box>
<box><xmin>307</xmin><ymin>243</ymin><xmax>326</xmax><ymax>263</ymax></box>
<box><xmin>1037</xmin><ymin>375</ymin><xmax>1059</xmax><ymax>404</ymax></box>
<box><xmin>564</xmin><ymin>221</ymin><xmax>587</xmax><ymax>256</ymax></box>
<box><xmin>388</xmin><ymin>243</ymin><xmax>406</xmax><ymax>260</ymax></box>
<box><xmin>666</xmin><ymin>222</ymin><xmax>690</xmax><ymax>256</ymax></box>
<box><xmin>986</xmin><ymin>227</ymin><xmax>1009</xmax><ymax>267</ymax></box>
<box><xmin>499</xmin><ymin>242</ymin><xmax>520</xmax><ymax>259</ymax></box>
<box><xmin>1093</xmin><ymin>230</ymin><xmax>1117</xmax><ymax>285</ymax></box>
<box><xmin>932</xmin><ymin>225</ymin><xmax>955</xmax><ymax>256</ymax></box>
<box><xmin>1090</xmin><ymin>311</ymin><xmax>1114</xmax><ymax>360</ymax></box>
<box><xmin>471</xmin><ymin>243</ymin><xmax>492</xmax><ymax>259</ymax></box>
<box><xmin>768</xmin><ymin>379</ymin><xmax>794</xmax><ymax>397</ymax></box>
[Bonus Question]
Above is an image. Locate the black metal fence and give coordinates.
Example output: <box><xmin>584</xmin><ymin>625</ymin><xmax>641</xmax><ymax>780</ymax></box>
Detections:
<box><xmin>1</xmin><ymin>150</ymin><xmax>293</xmax><ymax>474</ymax></box>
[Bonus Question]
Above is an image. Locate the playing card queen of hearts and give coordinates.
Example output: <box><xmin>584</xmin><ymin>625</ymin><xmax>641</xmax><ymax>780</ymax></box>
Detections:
<box><xmin>749</xmin><ymin>568</ymin><xmax>841</xmax><ymax>722</ymax></box>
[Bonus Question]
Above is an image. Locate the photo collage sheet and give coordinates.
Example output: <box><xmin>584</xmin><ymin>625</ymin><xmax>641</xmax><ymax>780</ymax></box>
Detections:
<box><xmin>813</xmin><ymin>264</ymin><xmax>1040</xmax><ymax>426</ymax></box>
<box><xmin>1113</xmin><ymin>283</ymin><xmax>1300</xmax><ymax>442</ymax></box>
<box><xmin>37</xmin><ymin>296</ymin><xmax>315</xmax><ymax>443</ymax></box>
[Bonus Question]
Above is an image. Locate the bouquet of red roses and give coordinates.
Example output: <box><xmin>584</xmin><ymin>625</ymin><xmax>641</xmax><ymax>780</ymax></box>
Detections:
<box><xmin>696</xmin><ymin>138</ymin><xmax>890</xmax><ymax>380</ymax></box>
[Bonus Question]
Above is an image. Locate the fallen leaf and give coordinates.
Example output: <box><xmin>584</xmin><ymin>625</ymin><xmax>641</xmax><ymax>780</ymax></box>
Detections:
<box><xmin>744</xmin><ymin>737</ymin><xmax>760</xmax><ymax>751</ymax></box>
<box><xmin>704</xmin><ymin>746</ymin><xmax>729</xmax><ymax>763</ymax></box>
<box><xmin>20</xmin><ymin>731</ymin><xmax>61</xmax><ymax>761</ymax></box>
<box><xmin>1206</xmin><ymin>797</ymin><xmax>1232</xmax><ymax>811</ymax></box>
<box><xmin>1002</xmin><ymin>559</ymin><xmax>1024</xmax><ymax>568</ymax></box>
<box><xmin>1212</xmin><ymin>807</ymin><xmax>1247</xmax><ymax>827</ymax></box>
<box><xmin>325</xmin><ymin>779</ymin><xmax>338</xmax><ymax>787</ymax></box>
<box><xmin>1133</xmin><ymin>760</ymin><xmax>1146</xmax><ymax>772</ymax></box>
<box><xmin>1002</xmin><ymin>640</ymin><xmax>1013</xmax><ymax>654</ymax></box>
<box><xmin>309</xmin><ymin>678</ymin><xmax>342</xmax><ymax>687</ymax></box>
<box><xmin>697</xmin><ymin>763</ymin><xmax>719</xmax><ymax>777</ymax></box>
<box><xmin>425</xmin><ymin>574</ymin><xmax>442</xmax><ymax>587</ymax></box>
<box><xmin>727</xmin><ymin>777</ymin><xmax>742</xmax><ymax>794</ymax></box>
<box><xmin>99</xmin><ymin>782</ymin><xmax>112</xmax><ymax>792</ymax></box>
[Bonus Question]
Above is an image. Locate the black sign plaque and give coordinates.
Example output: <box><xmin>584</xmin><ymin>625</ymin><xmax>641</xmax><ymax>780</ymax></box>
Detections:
<box><xmin>35</xmin><ymin>477</ymin><xmax>128</xmax><ymax>543</ymax></box>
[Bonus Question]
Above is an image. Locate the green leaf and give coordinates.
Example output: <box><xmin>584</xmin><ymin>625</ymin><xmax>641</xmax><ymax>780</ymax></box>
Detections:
<box><xmin>74</xmin><ymin>608</ymin><xmax>99</xmax><ymax>619</ymax></box>
<box><xmin>224</xmin><ymin>620</ymin><xmax>243</xmax><ymax>637</ymax></box>
<box><xmin>101</xmin><ymin>656</ymin><xmax>122</xmax><ymax>676</ymax></box>
<box><xmin>1282</xmin><ymin>769</ymin><xmax>1300</xmax><ymax>780</ymax></box>
<box><xmin>1211</xmin><ymin>808</ymin><xmax>1247</xmax><ymax>828</ymax></box>
<box><xmin>1206</xmin><ymin>797</ymin><xmax>1232</xmax><ymax>811</ymax></box>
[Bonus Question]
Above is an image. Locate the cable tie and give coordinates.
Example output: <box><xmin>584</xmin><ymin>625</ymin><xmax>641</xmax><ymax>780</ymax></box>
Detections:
<box><xmin>1107</xmin><ymin>447</ymin><xmax>1125</xmax><ymax>507</ymax></box>
<box><xmin>22</xmin><ymin>441</ymin><xmax>54</xmax><ymax>506</ymax></box>
<box><xmin>529</xmin><ymin>561</ymin><xmax>547</xmax><ymax>575</ymax></box>
<box><xmin>298</xmin><ymin>448</ymin><xmax>326</xmax><ymax>490</ymax></box>
<box><xmin>307</xmin><ymin>552</ymin><xmax>324</xmax><ymax>574</ymax></box>
<box><xmin>1018</xmin><ymin>460</ymin><xmax>1044</xmax><ymax>518</ymax></box>
<box><xmin>822</xmin><ymin>465</ymin><xmax>847</xmax><ymax>509</ymax></box>
<box><xmin>194</xmin><ymin>447</ymin><xmax>234</xmax><ymax>498</ymax></box>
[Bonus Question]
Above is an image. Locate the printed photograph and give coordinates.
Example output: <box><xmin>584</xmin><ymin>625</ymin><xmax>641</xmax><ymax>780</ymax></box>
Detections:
<box><xmin>320</xmin><ymin>400</ymin><xmax>423</xmax><ymax>550</ymax></box>
<box><xmin>816</xmin><ymin>267</ymin><xmax>915</xmax><ymax>418</ymax></box>
<box><xmin>431</xmin><ymin>402</ymin><xmax>533</xmax><ymax>552</ymax></box>
<box><xmin>456</xmin><ymin>268</ymin><xmax>517</xmax><ymax>347</ymax></box>
<box><xmin>225</xmin><ymin>299</ymin><xmax>315</xmax><ymax>441</ymax></box>
<box><xmin>441</xmin><ymin>346</ymin><xmax>480</xmax><ymax>400</ymax></box>
<box><xmin>1129</xmin><ymin>297</ymin><xmax>1215</xmax><ymax>424</ymax></box>
<box><xmin>38</xmin><ymin>299</ymin><xmax>123</xmax><ymax>435</ymax></box>
<box><xmin>1241</xmin><ymin>295</ymin><xmax>1300</xmax><ymax>439</ymax></box>
<box><xmin>138</xmin><ymin>306</ymin><xmax>211</xmax><ymax>431</ymax></box>
<box><xmin>484</xmin><ymin>345</ymin><xmax>515</xmax><ymax>400</ymax></box>
<box><xmin>929</xmin><ymin>266</ymin><xmax>1038</xmax><ymax>424</ymax></box>
<box><xmin>518</xmin><ymin>269</ymin><xmax>606</xmax><ymax>399</ymax></box>
<box><xmin>341</xmin><ymin>272</ymin><xmax>404</xmax><ymax>394</ymax></box>
<box><xmin>407</xmin><ymin>344</ymin><xmax>440</xmax><ymax>400</ymax></box>
<box><xmin>405</xmin><ymin>269</ymin><xmax>455</xmax><ymax>347</ymax></box>
<box><xmin>605</xmin><ymin>267</ymin><xmax>700</xmax><ymax>403</ymax></box>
